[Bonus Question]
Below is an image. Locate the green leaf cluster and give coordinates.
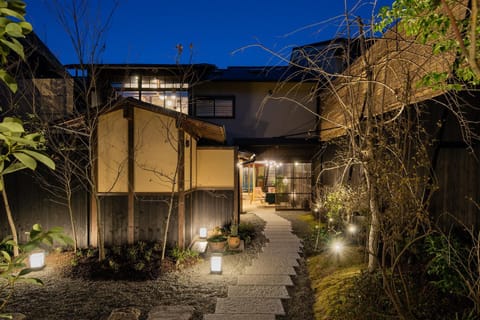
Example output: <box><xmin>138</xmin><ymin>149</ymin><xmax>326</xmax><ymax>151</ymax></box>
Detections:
<box><xmin>0</xmin><ymin>117</ymin><xmax>55</xmax><ymax>190</ymax></box>
<box><xmin>0</xmin><ymin>224</ymin><xmax>72</xmax><ymax>315</ymax></box>
<box><xmin>376</xmin><ymin>0</ymin><xmax>480</xmax><ymax>87</ymax></box>
<box><xmin>0</xmin><ymin>0</ymin><xmax>32</xmax><ymax>92</ymax></box>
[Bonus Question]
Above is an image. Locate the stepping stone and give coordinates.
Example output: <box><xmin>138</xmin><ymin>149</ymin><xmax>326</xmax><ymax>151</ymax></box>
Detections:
<box><xmin>204</xmin><ymin>315</ymin><xmax>275</xmax><ymax>320</ymax></box>
<box><xmin>255</xmin><ymin>256</ymin><xmax>299</xmax><ymax>266</ymax></box>
<box><xmin>148</xmin><ymin>305</ymin><xmax>194</xmax><ymax>320</ymax></box>
<box><xmin>237</xmin><ymin>274</ymin><xmax>293</xmax><ymax>286</ymax></box>
<box><xmin>262</xmin><ymin>246</ymin><xmax>302</xmax><ymax>254</ymax></box>
<box><xmin>108</xmin><ymin>307</ymin><xmax>141</xmax><ymax>320</ymax></box>
<box><xmin>215</xmin><ymin>297</ymin><xmax>285</xmax><ymax>315</ymax></box>
<box><xmin>244</xmin><ymin>264</ymin><xmax>296</xmax><ymax>275</ymax></box>
<box><xmin>253</xmin><ymin>258</ymin><xmax>299</xmax><ymax>268</ymax></box>
<box><xmin>261</xmin><ymin>250</ymin><xmax>301</xmax><ymax>257</ymax></box>
<box><xmin>228</xmin><ymin>285</ymin><xmax>290</xmax><ymax>298</ymax></box>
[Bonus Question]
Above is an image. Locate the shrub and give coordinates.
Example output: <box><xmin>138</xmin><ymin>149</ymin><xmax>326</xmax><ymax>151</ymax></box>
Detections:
<box><xmin>238</xmin><ymin>222</ymin><xmax>256</xmax><ymax>244</ymax></box>
<box><xmin>70</xmin><ymin>241</ymin><xmax>163</xmax><ymax>281</ymax></box>
<box><xmin>170</xmin><ymin>247</ymin><xmax>200</xmax><ymax>269</ymax></box>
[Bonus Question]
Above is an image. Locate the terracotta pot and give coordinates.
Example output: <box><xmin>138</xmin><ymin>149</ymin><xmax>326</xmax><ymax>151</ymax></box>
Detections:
<box><xmin>208</xmin><ymin>240</ymin><xmax>227</xmax><ymax>252</ymax></box>
<box><xmin>228</xmin><ymin>236</ymin><xmax>241</xmax><ymax>249</ymax></box>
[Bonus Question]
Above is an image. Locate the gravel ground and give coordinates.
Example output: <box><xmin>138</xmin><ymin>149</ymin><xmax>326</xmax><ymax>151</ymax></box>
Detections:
<box><xmin>5</xmin><ymin>211</ymin><xmax>315</xmax><ymax>320</ymax></box>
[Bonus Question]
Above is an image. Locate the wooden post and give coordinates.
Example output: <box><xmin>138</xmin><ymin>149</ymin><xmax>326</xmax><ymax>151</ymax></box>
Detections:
<box><xmin>233</xmin><ymin>148</ymin><xmax>239</xmax><ymax>224</ymax></box>
<box><xmin>177</xmin><ymin>128</ymin><xmax>185</xmax><ymax>249</ymax></box>
<box><xmin>89</xmin><ymin>192</ymin><xmax>98</xmax><ymax>247</ymax></box>
<box><xmin>126</xmin><ymin>106</ymin><xmax>135</xmax><ymax>244</ymax></box>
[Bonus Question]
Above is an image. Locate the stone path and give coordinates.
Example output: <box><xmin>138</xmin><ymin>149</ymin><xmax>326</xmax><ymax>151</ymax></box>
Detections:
<box><xmin>204</xmin><ymin>209</ymin><xmax>302</xmax><ymax>319</ymax></box>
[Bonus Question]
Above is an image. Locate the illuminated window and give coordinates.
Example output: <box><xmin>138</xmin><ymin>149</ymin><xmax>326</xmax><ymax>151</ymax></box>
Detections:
<box><xmin>113</xmin><ymin>75</ymin><xmax>189</xmax><ymax>114</ymax></box>
<box><xmin>194</xmin><ymin>96</ymin><xmax>234</xmax><ymax>118</ymax></box>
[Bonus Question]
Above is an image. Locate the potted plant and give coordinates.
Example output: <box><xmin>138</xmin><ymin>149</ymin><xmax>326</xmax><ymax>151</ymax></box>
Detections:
<box><xmin>207</xmin><ymin>234</ymin><xmax>227</xmax><ymax>252</ymax></box>
<box><xmin>227</xmin><ymin>224</ymin><xmax>241</xmax><ymax>249</ymax></box>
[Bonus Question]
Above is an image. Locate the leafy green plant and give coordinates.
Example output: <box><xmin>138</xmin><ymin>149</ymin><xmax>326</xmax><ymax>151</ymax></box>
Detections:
<box><xmin>71</xmin><ymin>242</ymin><xmax>163</xmax><ymax>280</ymax></box>
<box><xmin>0</xmin><ymin>117</ymin><xmax>55</xmax><ymax>257</ymax></box>
<box><xmin>0</xmin><ymin>224</ymin><xmax>72</xmax><ymax>317</ymax></box>
<box><xmin>207</xmin><ymin>234</ymin><xmax>227</xmax><ymax>243</ymax></box>
<box><xmin>170</xmin><ymin>247</ymin><xmax>199</xmax><ymax>269</ymax></box>
<box><xmin>238</xmin><ymin>222</ymin><xmax>256</xmax><ymax>245</ymax></box>
<box><xmin>425</xmin><ymin>234</ymin><xmax>465</xmax><ymax>295</ymax></box>
<box><xmin>229</xmin><ymin>223</ymin><xmax>238</xmax><ymax>237</ymax></box>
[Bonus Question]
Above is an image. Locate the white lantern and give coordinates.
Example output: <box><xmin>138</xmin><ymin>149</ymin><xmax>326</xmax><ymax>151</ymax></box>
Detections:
<box><xmin>29</xmin><ymin>250</ymin><xmax>46</xmax><ymax>269</ymax></box>
<box><xmin>199</xmin><ymin>227</ymin><xmax>208</xmax><ymax>239</ymax></box>
<box><xmin>210</xmin><ymin>253</ymin><xmax>222</xmax><ymax>274</ymax></box>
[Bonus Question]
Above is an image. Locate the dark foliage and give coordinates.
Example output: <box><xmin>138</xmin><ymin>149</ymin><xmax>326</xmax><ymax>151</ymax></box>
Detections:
<box><xmin>69</xmin><ymin>241</ymin><xmax>163</xmax><ymax>281</ymax></box>
<box><xmin>338</xmin><ymin>270</ymin><xmax>472</xmax><ymax>320</ymax></box>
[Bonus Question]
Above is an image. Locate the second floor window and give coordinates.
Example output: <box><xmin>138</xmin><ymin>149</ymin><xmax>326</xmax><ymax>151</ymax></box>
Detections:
<box><xmin>112</xmin><ymin>75</ymin><xmax>189</xmax><ymax>114</ymax></box>
<box><xmin>194</xmin><ymin>96</ymin><xmax>235</xmax><ymax>118</ymax></box>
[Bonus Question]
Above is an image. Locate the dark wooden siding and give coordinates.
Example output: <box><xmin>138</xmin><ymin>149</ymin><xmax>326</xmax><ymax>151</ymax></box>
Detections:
<box><xmin>0</xmin><ymin>172</ymin><xmax>89</xmax><ymax>247</ymax></box>
<box><xmin>188</xmin><ymin>190</ymin><xmax>234</xmax><ymax>242</ymax></box>
<box><xmin>430</xmin><ymin>146</ymin><xmax>480</xmax><ymax>229</ymax></box>
<box><xmin>100</xmin><ymin>190</ymin><xmax>233</xmax><ymax>247</ymax></box>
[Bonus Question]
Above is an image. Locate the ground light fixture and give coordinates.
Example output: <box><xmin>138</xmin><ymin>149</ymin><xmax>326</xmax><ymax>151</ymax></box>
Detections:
<box><xmin>347</xmin><ymin>224</ymin><xmax>357</xmax><ymax>234</ymax></box>
<box><xmin>331</xmin><ymin>240</ymin><xmax>344</xmax><ymax>254</ymax></box>
<box><xmin>199</xmin><ymin>227</ymin><xmax>208</xmax><ymax>239</ymax></box>
<box><xmin>29</xmin><ymin>250</ymin><xmax>46</xmax><ymax>269</ymax></box>
<box><xmin>210</xmin><ymin>253</ymin><xmax>222</xmax><ymax>274</ymax></box>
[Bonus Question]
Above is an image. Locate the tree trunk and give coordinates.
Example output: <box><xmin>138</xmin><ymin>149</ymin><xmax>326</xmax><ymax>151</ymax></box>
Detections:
<box><xmin>367</xmin><ymin>176</ymin><xmax>381</xmax><ymax>272</ymax></box>
<box><xmin>66</xmin><ymin>190</ymin><xmax>78</xmax><ymax>252</ymax></box>
<box><xmin>96</xmin><ymin>195</ymin><xmax>105</xmax><ymax>261</ymax></box>
<box><xmin>1</xmin><ymin>180</ymin><xmax>19</xmax><ymax>257</ymax></box>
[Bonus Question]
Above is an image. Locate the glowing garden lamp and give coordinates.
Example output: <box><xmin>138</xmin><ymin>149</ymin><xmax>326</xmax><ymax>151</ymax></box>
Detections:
<box><xmin>347</xmin><ymin>224</ymin><xmax>357</xmax><ymax>234</ymax></box>
<box><xmin>210</xmin><ymin>253</ymin><xmax>223</xmax><ymax>274</ymax></box>
<box><xmin>29</xmin><ymin>250</ymin><xmax>46</xmax><ymax>269</ymax></box>
<box><xmin>199</xmin><ymin>227</ymin><xmax>208</xmax><ymax>239</ymax></box>
<box><xmin>332</xmin><ymin>240</ymin><xmax>344</xmax><ymax>254</ymax></box>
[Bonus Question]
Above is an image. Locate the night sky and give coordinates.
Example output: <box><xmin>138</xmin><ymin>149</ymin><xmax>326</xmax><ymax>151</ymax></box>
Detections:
<box><xmin>26</xmin><ymin>0</ymin><xmax>394</xmax><ymax>68</ymax></box>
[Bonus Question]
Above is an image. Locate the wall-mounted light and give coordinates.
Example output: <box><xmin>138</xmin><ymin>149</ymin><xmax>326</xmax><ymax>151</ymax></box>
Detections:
<box><xmin>199</xmin><ymin>227</ymin><xmax>208</xmax><ymax>239</ymax></box>
<box><xmin>29</xmin><ymin>250</ymin><xmax>46</xmax><ymax>269</ymax></box>
<box><xmin>210</xmin><ymin>253</ymin><xmax>223</xmax><ymax>274</ymax></box>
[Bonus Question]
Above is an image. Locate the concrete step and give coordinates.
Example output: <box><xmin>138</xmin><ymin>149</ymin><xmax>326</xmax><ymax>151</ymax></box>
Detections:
<box><xmin>215</xmin><ymin>297</ymin><xmax>285</xmax><ymax>315</ymax></box>
<box><xmin>237</xmin><ymin>274</ymin><xmax>293</xmax><ymax>286</ymax></box>
<box><xmin>228</xmin><ymin>285</ymin><xmax>289</xmax><ymax>298</ymax></box>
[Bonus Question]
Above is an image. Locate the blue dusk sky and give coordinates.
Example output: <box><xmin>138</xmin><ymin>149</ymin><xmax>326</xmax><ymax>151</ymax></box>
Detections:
<box><xmin>26</xmin><ymin>0</ymin><xmax>394</xmax><ymax>68</ymax></box>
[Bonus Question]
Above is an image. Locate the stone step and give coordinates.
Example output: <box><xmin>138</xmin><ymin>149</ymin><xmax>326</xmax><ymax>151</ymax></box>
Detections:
<box><xmin>252</xmin><ymin>258</ymin><xmax>299</xmax><ymax>268</ymax></box>
<box><xmin>265</xmin><ymin>234</ymin><xmax>301</xmax><ymax>242</ymax></box>
<box><xmin>255</xmin><ymin>256</ymin><xmax>299</xmax><ymax>266</ymax></box>
<box><xmin>228</xmin><ymin>285</ymin><xmax>290</xmax><ymax>298</ymax></box>
<box><xmin>204</xmin><ymin>314</ymin><xmax>276</xmax><ymax>320</ymax></box>
<box><xmin>262</xmin><ymin>247</ymin><xmax>302</xmax><ymax>254</ymax></box>
<box><xmin>244</xmin><ymin>264</ymin><xmax>296</xmax><ymax>275</ymax></box>
<box><xmin>215</xmin><ymin>297</ymin><xmax>285</xmax><ymax>315</ymax></box>
<box><xmin>259</xmin><ymin>252</ymin><xmax>301</xmax><ymax>260</ymax></box>
<box><xmin>265</xmin><ymin>241</ymin><xmax>302</xmax><ymax>247</ymax></box>
<box><xmin>237</xmin><ymin>274</ymin><xmax>293</xmax><ymax>286</ymax></box>
<box><xmin>147</xmin><ymin>306</ymin><xmax>194</xmax><ymax>320</ymax></box>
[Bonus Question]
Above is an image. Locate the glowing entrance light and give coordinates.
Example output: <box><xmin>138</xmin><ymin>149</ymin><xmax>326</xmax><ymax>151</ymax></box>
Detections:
<box><xmin>210</xmin><ymin>253</ymin><xmax>223</xmax><ymax>274</ymax></box>
<box><xmin>29</xmin><ymin>250</ymin><xmax>46</xmax><ymax>269</ymax></box>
